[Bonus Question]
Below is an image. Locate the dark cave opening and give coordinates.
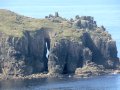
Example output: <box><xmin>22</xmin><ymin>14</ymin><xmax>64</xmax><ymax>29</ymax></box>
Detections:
<box><xmin>63</xmin><ymin>63</ymin><xmax>68</xmax><ymax>74</ymax></box>
<box><xmin>62</xmin><ymin>54</ymin><xmax>68</xmax><ymax>74</ymax></box>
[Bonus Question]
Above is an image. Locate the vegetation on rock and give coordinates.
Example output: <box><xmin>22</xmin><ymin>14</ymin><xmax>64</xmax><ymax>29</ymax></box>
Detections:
<box><xmin>0</xmin><ymin>9</ymin><xmax>119</xmax><ymax>79</ymax></box>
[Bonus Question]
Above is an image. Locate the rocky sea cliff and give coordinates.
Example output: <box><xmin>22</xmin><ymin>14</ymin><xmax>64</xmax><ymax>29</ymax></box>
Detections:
<box><xmin>0</xmin><ymin>9</ymin><xmax>119</xmax><ymax>80</ymax></box>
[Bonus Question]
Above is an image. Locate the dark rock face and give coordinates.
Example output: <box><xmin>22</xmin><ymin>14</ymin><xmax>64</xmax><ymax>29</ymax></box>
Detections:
<box><xmin>48</xmin><ymin>39</ymin><xmax>84</xmax><ymax>74</ymax></box>
<box><xmin>55</xmin><ymin>12</ymin><xmax>59</xmax><ymax>17</ymax></box>
<box><xmin>48</xmin><ymin>31</ymin><xmax>118</xmax><ymax>74</ymax></box>
<box><xmin>0</xmin><ymin>11</ymin><xmax>119</xmax><ymax>78</ymax></box>
<box><xmin>0</xmin><ymin>29</ymin><xmax>50</xmax><ymax>76</ymax></box>
<box><xmin>83</xmin><ymin>48</ymin><xmax>92</xmax><ymax>66</ymax></box>
<box><xmin>82</xmin><ymin>32</ymin><xmax>105</xmax><ymax>64</ymax></box>
<box><xmin>82</xmin><ymin>32</ymin><xmax>118</xmax><ymax>68</ymax></box>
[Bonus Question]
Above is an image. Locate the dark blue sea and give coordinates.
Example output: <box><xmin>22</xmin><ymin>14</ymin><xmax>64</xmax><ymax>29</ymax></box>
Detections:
<box><xmin>0</xmin><ymin>74</ymin><xmax>120</xmax><ymax>90</ymax></box>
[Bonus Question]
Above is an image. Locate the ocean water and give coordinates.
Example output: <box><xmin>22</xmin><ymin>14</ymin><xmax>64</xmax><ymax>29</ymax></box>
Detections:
<box><xmin>0</xmin><ymin>74</ymin><xmax>120</xmax><ymax>90</ymax></box>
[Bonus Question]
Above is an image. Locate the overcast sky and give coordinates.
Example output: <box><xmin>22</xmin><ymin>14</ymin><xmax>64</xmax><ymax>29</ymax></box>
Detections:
<box><xmin>0</xmin><ymin>0</ymin><xmax>120</xmax><ymax>57</ymax></box>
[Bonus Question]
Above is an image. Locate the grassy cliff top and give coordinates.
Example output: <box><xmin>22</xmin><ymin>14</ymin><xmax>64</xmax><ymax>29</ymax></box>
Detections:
<box><xmin>0</xmin><ymin>9</ymin><xmax>111</xmax><ymax>41</ymax></box>
<box><xmin>0</xmin><ymin>9</ymin><xmax>74</xmax><ymax>37</ymax></box>
<box><xmin>0</xmin><ymin>9</ymin><xmax>70</xmax><ymax>36</ymax></box>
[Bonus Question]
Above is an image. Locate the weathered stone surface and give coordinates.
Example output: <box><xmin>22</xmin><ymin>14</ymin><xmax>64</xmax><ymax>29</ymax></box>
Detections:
<box><xmin>72</xmin><ymin>16</ymin><xmax>97</xmax><ymax>29</ymax></box>
<box><xmin>55</xmin><ymin>12</ymin><xmax>59</xmax><ymax>17</ymax></box>
<box><xmin>0</xmin><ymin>10</ymin><xmax>119</xmax><ymax>79</ymax></box>
<box><xmin>73</xmin><ymin>20</ymin><xmax>81</xmax><ymax>29</ymax></box>
<box><xmin>46</xmin><ymin>12</ymin><xmax>67</xmax><ymax>23</ymax></box>
<box><xmin>0</xmin><ymin>29</ymin><xmax>50</xmax><ymax>77</ymax></box>
<box><xmin>75</xmin><ymin>62</ymin><xmax>106</xmax><ymax>77</ymax></box>
<box><xmin>83</xmin><ymin>48</ymin><xmax>92</xmax><ymax>65</ymax></box>
<box><xmin>48</xmin><ymin>39</ymin><xmax>84</xmax><ymax>74</ymax></box>
<box><xmin>48</xmin><ymin>39</ymin><xmax>68</xmax><ymax>74</ymax></box>
<box><xmin>82</xmin><ymin>32</ymin><xmax>119</xmax><ymax>68</ymax></box>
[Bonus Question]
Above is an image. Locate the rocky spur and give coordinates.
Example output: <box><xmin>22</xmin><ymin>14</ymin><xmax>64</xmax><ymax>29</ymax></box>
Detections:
<box><xmin>0</xmin><ymin>9</ymin><xmax>119</xmax><ymax>80</ymax></box>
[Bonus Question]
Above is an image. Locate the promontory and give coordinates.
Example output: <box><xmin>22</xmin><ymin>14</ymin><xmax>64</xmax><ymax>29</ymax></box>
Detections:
<box><xmin>0</xmin><ymin>9</ymin><xmax>119</xmax><ymax>79</ymax></box>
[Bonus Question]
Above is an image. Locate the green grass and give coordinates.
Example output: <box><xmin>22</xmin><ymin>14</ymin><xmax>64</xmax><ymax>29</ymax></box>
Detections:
<box><xmin>0</xmin><ymin>9</ymin><xmax>112</xmax><ymax>43</ymax></box>
<box><xmin>0</xmin><ymin>9</ymin><xmax>74</xmax><ymax>37</ymax></box>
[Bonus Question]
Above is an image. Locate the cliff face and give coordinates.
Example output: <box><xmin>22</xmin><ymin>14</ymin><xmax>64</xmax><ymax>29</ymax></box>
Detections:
<box><xmin>82</xmin><ymin>32</ymin><xmax>118</xmax><ymax>68</ymax></box>
<box><xmin>48</xmin><ymin>39</ymin><xmax>85</xmax><ymax>74</ymax></box>
<box><xmin>0</xmin><ymin>29</ymin><xmax>50</xmax><ymax>76</ymax></box>
<box><xmin>0</xmin><ymin>9</ymin><xmax>119</xmax><ymax>77</ymax></box>
<box><xmin>48</xmin><ymin>32</ymin><xmax>118</xmax><ymax>74</ymax></box>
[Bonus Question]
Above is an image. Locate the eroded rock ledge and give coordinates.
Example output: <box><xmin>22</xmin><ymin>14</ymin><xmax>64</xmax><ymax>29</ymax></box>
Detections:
<box><xmin>0</xmin><ymin>10</ymin><xmax>119</xmax><ymax>79</ymax></box>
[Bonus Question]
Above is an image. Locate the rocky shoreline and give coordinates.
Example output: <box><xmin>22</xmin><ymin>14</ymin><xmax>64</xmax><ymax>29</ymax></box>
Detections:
<box><xmin>0</xmin><ymin>70</ymin><xmax>119</xmax><ymax>81</ymax></box>
<box><xmin>0</xmin><ymin>62</ymin><xmax>120</xmax><ymax>80</ymax></box>
<box><xmin>0</xmin><ymin>9</ymin><xmax>119</xmax><ymax>80</ymax></box>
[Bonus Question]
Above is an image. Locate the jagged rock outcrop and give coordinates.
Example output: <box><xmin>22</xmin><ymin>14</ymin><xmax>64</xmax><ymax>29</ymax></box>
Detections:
<box><xmin>45</xmin><ymin>12</ymin><xmax>67</xmax><ymax>23</ymax></box>
<box><xmin>48</xmin><ymin>31</ymin><xmax>118</xmax><ymax>75</ymax></box>
<box><xmin>72</xmin><ymin>16</ymin><xmax>97</xmax><ymax>29</ymax></box>
<box><xmin>83</xmin><ymin>48</ymin><xmax>92</xmax><ymax>66</ymax></box>
<box><xmin>55</xmin><ymin>12</ymin><xmax>59</xmax><ymax>17</ymax></box>
<box><xmin>75</xmin><ymin>62</ymin><xmax>106</xmax><ymax>77</ymax></box>
<box><xmin>0</xmin><ymin>9</ymin><xmax>119</xmax><ymax>78</ymax></box>
<box><xmin>0</xmin><ymin>29</ymin><xmax>50</xmax><ymax>77</ymax></box>
<box><xmin>48</xmin><ymin>39</ymin><xmax>84</xmax><ymax>74</ymax></box>
<box><xmin>82</xmin><ymin>32</ymin><xmax>118</xmax><ymax>68</ymax></box>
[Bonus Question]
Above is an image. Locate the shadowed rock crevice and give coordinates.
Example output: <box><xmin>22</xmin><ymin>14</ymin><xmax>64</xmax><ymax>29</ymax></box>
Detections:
<box><xmin>62</xmin><ymin>53</ymin><xmax>68</xmax><ymax>74</ymax></box>
<box><xmin>82</xmin><ymin>32</ymin><xmax>105</xmax><ymax>65</ymax></box>
<box><xmin>82</xmin><ymin>32</ymin><xmax>119</xmax><ymax>68</ymax></box>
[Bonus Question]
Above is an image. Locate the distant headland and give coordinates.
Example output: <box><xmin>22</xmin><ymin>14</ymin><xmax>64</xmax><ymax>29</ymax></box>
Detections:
<box><xmin>0</xmin><ymin>9</ymin><xmax>119</xmax><ymax>80</ymax></box>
